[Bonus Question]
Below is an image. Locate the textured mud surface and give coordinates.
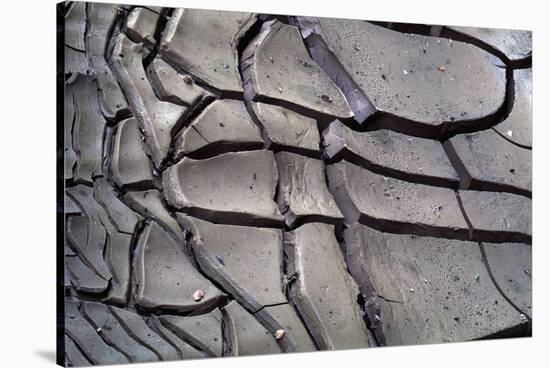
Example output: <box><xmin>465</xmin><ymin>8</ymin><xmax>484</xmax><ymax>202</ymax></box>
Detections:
<box><xmin>58</xmin><ymin>2</ymin><xmax>532</xmax><ymax>366</ymax></box>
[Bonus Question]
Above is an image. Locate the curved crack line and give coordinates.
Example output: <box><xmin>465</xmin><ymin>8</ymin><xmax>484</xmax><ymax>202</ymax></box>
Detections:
<box><xmin>281</xmin><ymin>232</ymin><xmax>322</xmax><ymax>351</ymax></box>
<box><xmin>443</xmin><ymin>138</ymin><xmax>532</xmax><ymax>199</ymax></box>
<box><xmin>292</xmin><ymin>17</ymin><xmax>516</xmax><ymax>143</ymax></box>
<box><xmin>126</xmin><ymin>218</ymin><xmax>146</xmax><ymax>311</ymax></box>
<box><xmin>478</xmin><ymin>242</ymin><xmax>532</xmax><ymax>322</ymax></box>
<box><xmin>77</xmin><ymin>303</ymin><xmax>136</xmax><ymax>363</ymax></box>
<box><xmin>438</xmin><ymin>27</ymin><xmax>532</xmax><ymax>69</ymax></box>
<box><xmin>64</xmin><ymin>333</ymin><xmax>94</xmax><ymax>366</ymax></box>
<box><xmin>108</xmin><ymin>305</ymin><xmax>164</xmax><ymax>361</ymax></box>
<box><xmin>63</xmin><ymin>3</ymin><xmax>238</xmax><ymax>340</ymax></box>
<box><xmin>142</xmin><ymin>7</ymin><xmax>170</xmax><ymax>69</ymax></box>
<box><xmin>368</xmin><ymin>21</ymin><xmax>532</xmax><ymax>70</ymax></box>
<box><xmin>456</xmin><ymin>193</ymin><xmax>532</xmax><ymax>323</ymax></box>
<box><xmin>146</xmin><ymin>317</ymin><xmax>185</xmax><ymax>360</ymax></box>
<box><xmin>335</xmin><ymin>223</ymin><xmax>385</xmax><ymax>346</ymax></box>
<box><xmin>316</xmin><ymin>114</ymin><xmax>383</xmax><ymax>346</ymax></box>
<box><xmin>66</xmin><ymin>7</ymin><xmax>536</xmax><ymax>356</ymax></box>
<box><xmin>492</xmin><ymin>127</ymin><xmax>532</xmax><ymax>150</ymax></box>
<box><xmin>234</xmin><ymin>15</ymin><xmax>322</xmax><ymax>353</ymax></box>
<box><xmin>66</xmin><ymin>43</ymin><xmax>86</xmax><ymax>53</ymax></box>
<box><xmin>90</xmin><ymin>4</ymin><xmax>133</xmax><ymax>124</ymax></box>
<box><xmin>156</xmin><ymin>317</ymin><xmax>212</xmax><ymax>357</ymax></box>
<box><xmin>326</xmin><ymin>144</ymin><xmax>460</xmax><ymax>190</ymax></box>
<box><xmin>190</xmin><ymin>124</ymin><xmax>210</xmax><ymax>144</ymax></box>
<box><xmin>65</xmin><ymin>222</ymin><xmax>110</xmax><ymax>284</ymax></box>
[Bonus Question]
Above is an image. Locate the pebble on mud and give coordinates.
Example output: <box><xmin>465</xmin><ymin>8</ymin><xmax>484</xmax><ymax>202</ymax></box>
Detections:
<box><xmin>439</xmin><ymin>65</ymin><xmax>446</xmax><ymax>72</ymax></box>
<box><xmin>274</xmin><ymin>329</ymin><xmax>286</xmax><ymax>340</ymax></box>
<box><xmin>321</xmin><ymin>94</ymin><xmax>333</xmax><ymax>102</ymax></box>
<box><xmin>192</xmin><ymin>289</ymin><xmax>205</xmax><ymax>301</ymax></box>
<box><xmin>182</xmin><ymin>74</ymin><xmax>193</xmax><ymax>84</ymax></box>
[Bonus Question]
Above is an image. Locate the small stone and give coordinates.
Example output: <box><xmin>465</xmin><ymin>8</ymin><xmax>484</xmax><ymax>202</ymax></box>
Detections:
<box><xmin>475</xmin><ymin>273</ymin><xmax>480</xmax><ymax>282</ymax></box>
<box><xmin>409</xmin><ymin>288</ymin><xmax>415</xmax><ymax>292</ymax></box>
<box><xmin>403</xmin><ymin>69</ymin><xmax>408</xmax><ymax>75</ymax></box>
<box><xmin>222</xmin><ymin>301</ymin><xmax>282</xmax><ymax>355</ymax></box>
<box><xmin>519</xmin><ymin>314</ymin><xmax>527</xmax><ymax>321</ymax></box>
<box><xmin>96</xmin><ymin>327</ymin><xmax>103</xmax><ymax>333</ymax></box>
<box><xmin>321</xmin><ymin>94</ymin><xmax>332</xmax><ymax>102</ymax></box>
<box><xmin>432</xmin><ymin>205</ymin><xmax>442</xmax><ymax>215</ymax></box>
<box><xmin>439</xmin><ymin>65</ymin><xmax>446</xmax><ymax>72</ymax></box>
<box><xmin>183</xmin><ymin>74</ymin><xmax>193</xmax><ymax>84</ymax></box>
<box><xmin>507</xmin><ymin>130</ymin><xmax>513</xmax><ymax>137</ymax></box>
<box><xmin>177</xmin><ymin>215</ymin><xmax>287</xmax><ymax>312</ymax></box>
<box><xmin>193</xmin><ymin>289</ymin><xmax>205</xmax><ymax>302</ymax></box>
<box><xmin>274</xmin><ymin>329</ymin><xmax>285</xmax><ymax>340</ymax></box>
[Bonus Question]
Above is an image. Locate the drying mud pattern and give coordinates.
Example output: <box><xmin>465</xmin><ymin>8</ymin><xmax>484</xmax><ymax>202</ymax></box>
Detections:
<box><xmin>58</xmin><ymin>2</ymin><xmax>532</xmax><ymax>366</ymax></box>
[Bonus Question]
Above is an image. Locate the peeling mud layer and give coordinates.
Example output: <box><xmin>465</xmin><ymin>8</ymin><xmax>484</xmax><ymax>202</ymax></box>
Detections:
<box><xmin>58</xmin><ymin>2</ymin><xmax>532</xmax><ymax>366</ymax></box>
